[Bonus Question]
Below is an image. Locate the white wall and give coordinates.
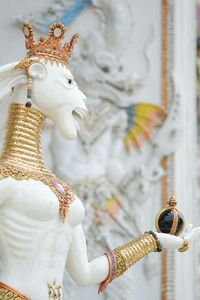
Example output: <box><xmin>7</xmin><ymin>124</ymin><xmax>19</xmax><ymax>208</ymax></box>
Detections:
<box><xmin>0</xmin><ymin>1</ymin><xmax>198</xmax><ymax>300</ymax></box>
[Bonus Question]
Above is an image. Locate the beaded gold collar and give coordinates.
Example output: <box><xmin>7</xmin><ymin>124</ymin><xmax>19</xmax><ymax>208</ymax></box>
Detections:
<box><xmin>0</xmin><ymin>103</ymin><xmax>74</xmax><ymax>223</ymax></box>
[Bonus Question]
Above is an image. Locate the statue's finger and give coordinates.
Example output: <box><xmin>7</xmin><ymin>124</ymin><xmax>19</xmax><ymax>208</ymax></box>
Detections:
<box><xmin>186</xmin><ymin>228</ymin><xmax>200</xmax><ymax>242</ymax></box>
<box><xmin>182</xmin><ymin>224</ymin><xmax>193</xmax><ymax>236</ymax></box>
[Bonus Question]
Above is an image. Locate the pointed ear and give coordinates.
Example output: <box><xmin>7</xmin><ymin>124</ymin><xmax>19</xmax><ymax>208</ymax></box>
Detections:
<box><xmin>28</xmin><ymin>63</ymin><xmax>47</xmax><ymax>80</ymax></box>
<box><xmin>0</xmin><ymin>62</ymin><xmax>27</xmax><ymax>101</ymax></box>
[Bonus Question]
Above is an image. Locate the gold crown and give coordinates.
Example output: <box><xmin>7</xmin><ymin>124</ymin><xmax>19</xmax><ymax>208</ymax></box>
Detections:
<box><xmin>20</xmin><ymin>22</ymin><xmax>79</xmax><ymax>66</ymax></box>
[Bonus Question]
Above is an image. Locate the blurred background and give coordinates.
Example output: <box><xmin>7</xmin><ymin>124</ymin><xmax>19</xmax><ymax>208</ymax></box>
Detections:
<box><xmin>0</xmin><ymin>0</ymin><xmax>199</xmax><ymax>299</ymax></box>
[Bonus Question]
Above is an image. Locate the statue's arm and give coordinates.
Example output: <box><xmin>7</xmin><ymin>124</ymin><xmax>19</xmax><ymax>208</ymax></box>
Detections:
<box><xmin>66</xmin><ymin>224</ymin><xmax>109</xmax><ymax>286</ymax></box>
<box><xmin>66</xmin><ymin>223</ymin><xmax>200</xmax><ymax>292</ymax></box>
<box><xmin>66</xmin><ymin>225</ymin><xmax>159</xmax><ymax>290</ymax></box>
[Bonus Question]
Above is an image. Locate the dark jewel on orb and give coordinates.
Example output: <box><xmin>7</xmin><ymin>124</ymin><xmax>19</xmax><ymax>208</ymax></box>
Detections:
<box><xmin>155</xmin><ymin>192</ymin><xmax>185</xmax><ymax>236</ymax></box>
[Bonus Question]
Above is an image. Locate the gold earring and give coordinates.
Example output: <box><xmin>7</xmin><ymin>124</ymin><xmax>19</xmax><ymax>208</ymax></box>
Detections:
<box><xmin>25</xmin><ymin>76</ymin><xmax>33</xmax><ymax>107</ymax></box>
<box><xmin>10</xmin><ymin>87</ymin><xmax>14</xmax><ymax>96</ymax></box>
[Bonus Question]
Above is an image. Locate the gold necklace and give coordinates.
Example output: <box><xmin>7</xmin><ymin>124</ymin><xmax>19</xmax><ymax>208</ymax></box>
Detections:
<box><xmin>0</xmin><ymin>103</ymin><xmax>74</xmax><ymax>223</ymax></box>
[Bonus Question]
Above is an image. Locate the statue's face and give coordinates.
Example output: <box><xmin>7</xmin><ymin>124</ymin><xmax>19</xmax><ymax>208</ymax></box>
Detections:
<box><xmin>31</xmin><ymin>61</ymin><xmax>87</xmax><ymax>139</ymax></box>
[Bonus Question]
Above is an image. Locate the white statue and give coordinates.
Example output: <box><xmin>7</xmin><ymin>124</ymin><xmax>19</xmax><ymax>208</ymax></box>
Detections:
<box><xmin>0</xmin><ymin>23</ymin><xmax>199</xmax><ymax>300</ymax></box>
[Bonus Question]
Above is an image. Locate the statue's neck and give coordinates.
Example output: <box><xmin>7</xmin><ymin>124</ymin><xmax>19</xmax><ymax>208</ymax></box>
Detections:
<box><xmin>0</xmin><ymin>103</ymin><xmax>51</xmax><ymax>176</ymax></box>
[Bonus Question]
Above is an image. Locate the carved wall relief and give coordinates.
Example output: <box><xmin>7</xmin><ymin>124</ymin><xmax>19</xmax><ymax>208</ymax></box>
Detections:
<box><xmin>16</xmin><ymin>1</ymin><xmax>181</xmax><ymax>299</ymax></box>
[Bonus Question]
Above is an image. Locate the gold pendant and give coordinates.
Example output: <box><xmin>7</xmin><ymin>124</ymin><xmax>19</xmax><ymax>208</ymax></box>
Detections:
<box><xmin>48</xmin><ymin>280</ymin><xmax>61</xmax><ymax>300</ymax></box>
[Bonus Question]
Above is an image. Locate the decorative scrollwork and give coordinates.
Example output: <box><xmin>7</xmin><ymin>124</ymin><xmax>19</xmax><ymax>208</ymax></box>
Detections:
<box><xmin>0</xmin><ymin>282</ymin><xmax>30</xmax><ymax>300</ymax></box>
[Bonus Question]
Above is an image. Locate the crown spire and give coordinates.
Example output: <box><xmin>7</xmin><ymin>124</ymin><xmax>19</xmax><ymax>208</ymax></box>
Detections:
<box><xmin>20</xmin><ymin>22</ymin><xmax>79</xmax><ymax>66</ymax></box>
<box><xmin>168</xmin><ymin>191</ymin><xmax>177</xmax><ymax>208</ymax></box>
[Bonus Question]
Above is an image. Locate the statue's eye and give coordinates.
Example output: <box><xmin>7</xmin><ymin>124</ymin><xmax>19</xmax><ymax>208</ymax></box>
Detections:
<box><xmin>68</xmin><ymin>79</ymin><xmax>72</xmax><ymax>84</ymax></box>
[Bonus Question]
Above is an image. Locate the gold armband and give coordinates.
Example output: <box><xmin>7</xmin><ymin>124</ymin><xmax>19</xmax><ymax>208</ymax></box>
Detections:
<box><xmin>99</xmin><ymin>232</ymin><xmax>161</xmax><ymax>293</ymax></box>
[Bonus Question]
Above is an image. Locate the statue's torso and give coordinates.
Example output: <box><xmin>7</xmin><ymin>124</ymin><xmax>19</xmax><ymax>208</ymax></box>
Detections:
<box><xmin>0</xmin><ymin>177</ymin><xmax>85</xmax><ymax>300</ymax></box>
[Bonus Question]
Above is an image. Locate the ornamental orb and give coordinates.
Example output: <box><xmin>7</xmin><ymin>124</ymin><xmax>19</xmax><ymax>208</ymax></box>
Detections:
<box><xmin>155</xmin><ymin>192</ymin><xmax>185</xmax><ymax>236</ymax></box>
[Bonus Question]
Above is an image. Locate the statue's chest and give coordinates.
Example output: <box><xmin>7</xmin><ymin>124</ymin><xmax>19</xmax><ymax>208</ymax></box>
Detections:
<box><xmin>0</xmin><ymin>162</ymin><xmax>75</xmax><ymax>223</ymax></box>
<box><xmin>2</xmin><ymin>179</ymin><xmax>84</xmax><ymax>227</ymax></box>
<box><xmin>5</xmin><ymin>180</ymin><xmax>61</xmax><ymax>222</ymax></box>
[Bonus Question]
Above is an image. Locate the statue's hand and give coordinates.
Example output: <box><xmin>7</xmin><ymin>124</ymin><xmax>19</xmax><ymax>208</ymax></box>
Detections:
<box><xmin>155</xmin><ymin>224</ymin><xmax>200</xmax><ymax>250</ymax></box>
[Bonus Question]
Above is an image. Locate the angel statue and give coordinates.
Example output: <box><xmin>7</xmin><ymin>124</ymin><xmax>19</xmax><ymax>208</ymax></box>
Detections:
<box><xmin>0</xmin><ymin>22</ymin><xmax>199</xmax><ymax>300</ymax></box>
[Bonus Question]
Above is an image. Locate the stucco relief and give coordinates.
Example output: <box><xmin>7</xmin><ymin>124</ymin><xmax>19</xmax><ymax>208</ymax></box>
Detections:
<box><xmin>15</xmin><ymin>1</ymin><xmax>182</xmax><ymax>299</ymax></box>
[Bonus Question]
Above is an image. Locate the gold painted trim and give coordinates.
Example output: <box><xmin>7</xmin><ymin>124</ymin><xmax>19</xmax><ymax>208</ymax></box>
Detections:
<box><xmin>178</xmin><ymin>237</ymin><xmax>189</xmax><ymax>253</ymax></box>
<box><xmin>169</xmin><ymin>208</ymin><xmax>178</xmax><ymax>235</ymax></box>
<box><xmin>0</xmin><ymin>281</ymin><xmax>30</xmax><ymax>300</ymax></box>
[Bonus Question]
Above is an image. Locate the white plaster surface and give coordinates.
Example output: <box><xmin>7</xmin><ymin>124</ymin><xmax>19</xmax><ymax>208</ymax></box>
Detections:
<box><xmin>0</xmin><ymin>1</ymin><xmax>199</xmax><ymax>300</ymax></box>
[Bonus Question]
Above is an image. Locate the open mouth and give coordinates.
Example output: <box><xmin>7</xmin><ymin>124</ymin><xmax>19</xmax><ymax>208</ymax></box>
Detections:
<box><xmin>72</xmin><ymin>107</ymin><xmax>87</xmax><ymax>130</ymax></box>
<box><xmin>72</xmin><ymin>107</ymin><xmax>87</xmax><ymax>120</ymax></box>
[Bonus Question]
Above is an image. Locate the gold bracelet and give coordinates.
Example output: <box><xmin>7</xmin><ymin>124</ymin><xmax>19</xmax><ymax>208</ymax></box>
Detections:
<box><xmin>99</xmin><ymin>232</ymin><xmax>160</xmax><ymax>293</ymax></box>
<box><xmin>98</xmin><ymin>252</ymin><xmax>113</xmax><ymax>293</ymax></box>
<box><xmin>178</xmin><ymin>237</ymin><xmax>189</xmax><ymax>253</ymax></box>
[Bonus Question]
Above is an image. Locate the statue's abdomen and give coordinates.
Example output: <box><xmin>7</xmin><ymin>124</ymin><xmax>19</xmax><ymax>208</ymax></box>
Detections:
<box><xmin>0</xmin><ymin>178</ymin><xmax>74</xmax><ymax>299</ymax></box>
